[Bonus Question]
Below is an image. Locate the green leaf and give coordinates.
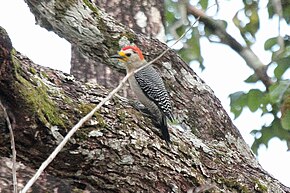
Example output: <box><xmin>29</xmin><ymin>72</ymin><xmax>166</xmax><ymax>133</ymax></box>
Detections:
<box><xmin>251</xmin><ymin>126</ymin><xmax>271</xmax><ymax>155</ymax></box>
<box><xmin>281</xmin><ymin>110</ymin><xmax>290</xmax><ymax>130</ymax></box>
<box><xmin>199</xmin><ymin>0</ymin><xmax>208</xmax><ymax>9</ymax></box>
<box><xmin>232</xmin><ymin>12</ymin><xmax>241</xmax><ymax>28</ymax></box>
<box><xmin>247</xmin><ymin>89</ymin><xmax>264</xmax><ymax>112</ymax></box>
<box><xmin>251</xmin><ymin>118</ymin><xmax>290</xmax><ymax>155</ymax></box>
<box><xmin>176</xmin><ymin>26</ymin><xmax>186</xmax><ymax>37</ymax></box>
<box><xmin>269</xmin><ymin>80</ymin><xmax>290</xmax><ymax>104</ymax></box>
<box><xmin>281</xmin><ymin>95</ymin><xmax>290</xmax><ymax>130</ymax></box>
<box><xmin>285</xmin><ymin>5</ymin><xmax>290</xmax><ymax>24</ymax></box>
<box><xmin>267</xmin><ymin>1</ymin><xmax>274</xmax><ymax>19</ymax></box>
<box><xmin>229</xmin><ymin>91</ymin><xmax>247</xmax><ymax>118</ymax></box>
<box><xmin>248</xmin><ymin>9</ymin><xmax>259</xmax><ymax>37</ymax></box>
<box><xmin>267</xmin><ymin>1</ymin><xmax>290</xmax><ymax>24</ymax></box>
<box><xmin>178</xmin><ymin>28</ymin><xmax>204</xmax><ymax>67</ymax></box>
<box><xmin>165</xmin><ymin>11</ymin><xmax>176</xmax><ymax>26</ymax></box>
<box><xmin>264</xmin><ymin>37</ymin><xmax>277</xmax><ymax>50</ymax></box>
<box><xmin>274</xmin><ymin>57</ymin><xmax>290</xmax><ymax>79</ymax></box>
<box><xmin>245</xmin><ymin>74</ymin><xmax>259</xmax><ymax>83</ymax></box>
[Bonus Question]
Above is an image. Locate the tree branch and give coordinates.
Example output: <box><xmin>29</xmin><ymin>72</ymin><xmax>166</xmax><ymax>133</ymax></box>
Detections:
<box><xmin>0</xmin><ymin>101</ymin><xmax>17</xmax><ymax>193</ymax></box>
<box><xmin>1</xmin><ymin>0</ymin><xmax>289</xmax><ymax>191</ymax></box>
<box><xmin>19</xmin><ymin>20</ymin><xmax>198</xmax><ymax>192</ymax></box>
<box><xmin>187</xmin><ymin>5</ymin><xmax>273</xmax><ymax>89</ymax></box>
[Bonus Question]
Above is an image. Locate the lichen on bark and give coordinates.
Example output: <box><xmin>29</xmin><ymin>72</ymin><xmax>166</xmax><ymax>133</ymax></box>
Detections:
<box><xmin>1</xmin><ymin>1</ymin><xmax>290</xmax><ymax>192</ymax></box>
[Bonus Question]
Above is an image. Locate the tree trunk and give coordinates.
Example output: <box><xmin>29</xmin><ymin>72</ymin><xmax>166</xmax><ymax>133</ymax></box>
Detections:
<box><xmin>0</xmin><ymin>1</ymin><xmax>289</xmax><ymax>192</ymax></box>
<box><xmin>70</xmin><ymin>0</ymin><xmax>165</xmax><ymax>92</ymax></box>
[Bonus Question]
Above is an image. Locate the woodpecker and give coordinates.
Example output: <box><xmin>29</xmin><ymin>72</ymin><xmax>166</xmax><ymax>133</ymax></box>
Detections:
<box><xmin>112</xmin><ymin>45</ymin><xmax>173</xmax><ymax>143</ymax></box>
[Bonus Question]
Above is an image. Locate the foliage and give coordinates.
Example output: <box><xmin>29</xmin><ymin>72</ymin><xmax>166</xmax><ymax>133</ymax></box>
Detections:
<box><xmin>165</xmin><ymin>0</ymin><xmax>204</xmax><ymax>69</ymax></box>
<box><xmin>230</xmin><ymin>80</ymin><xmax>290</xmax><ymax>154</ymax></box>
<box><xmin>165</xmin><ymin>0</ymin><xmax>290</xmax><ymax>154</ymax></box>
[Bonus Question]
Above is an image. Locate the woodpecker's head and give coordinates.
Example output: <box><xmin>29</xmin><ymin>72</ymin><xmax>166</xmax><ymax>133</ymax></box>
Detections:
<box><xmin>112</xmin><ymin>46</ymin><xmax>145</xmax><ymax>70</ymax></box>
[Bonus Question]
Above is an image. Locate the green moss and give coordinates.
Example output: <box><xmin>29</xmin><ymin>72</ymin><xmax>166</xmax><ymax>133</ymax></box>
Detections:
<box><xmin>63</xmin><ymin>95</ymin><xmax>74</xmax><ymax>105</ymax></box>
<box><xmin>11</xmin><ymin>50</ymin><xmax>21</xmax><ymax>73</ymax></box>
<box><xmin>117</xmin><ymin>110</ymin><xmax>127</xmax><ymax>123</ymax></box>
<box><xmin>12</xmin><ymin>55</ymin><xmax>65</xmax><ymax>127</ymax></box>
<box><xmin>82</xmin><ymin>0</ymin><xmax>137</xmax><ymax>52</ymax></box>
<box><xmin>10</xmin><ymin>48</ymin><xmax>17</xmax><ymax>55</ymax></box>
<box><xmin>55</xmin><ymin>0</ymin><xmax>77</xmax><ymax>14</ymax></box>
<box><xmin>74</xmin><ymin>127</ymin><xmax>90</xmax><ymax>141</ymax></box>
<box><xmin>78</xmin><ymin>103</ymin><xmax>95</xmax><ymax>115</ymax></box>
<box><xmin>40</xmin><ymin>71</ymin><xmax>49</xmax><ymax>79</ymax></box>
<box><xmin>18</xmin><ymin>78</ymin><xmax>64</xmax><ymax>127</ymax></box>
<box><xmin>82</xmin><ymin>0</ymin><xmax>99</xmax><ymax>14</ymax></box>
<box><xmin>29</xmin><ymin>67</ymin><xmax>37</xmax><ymax>75</ymax></box>
<box><xmin>78</xmin><ymin>103</ymin><xmax>108</xmax><ymax>128</ymax></box>
<box><xmin>95</xmin><ymin>112</ymin><xmax>107</xmax><ymax>128</ymax></box>
<box><xmin>253</xmin><ymin>179</ymin><xmax>268</xmax><ymax>193</ymax></box>
<box><xmin>221</xmin><ymin>178</ymin><xmax>249</xmax><ymax>193</ymax></box>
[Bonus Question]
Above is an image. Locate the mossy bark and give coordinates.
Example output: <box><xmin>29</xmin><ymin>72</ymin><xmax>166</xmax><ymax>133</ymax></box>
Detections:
<box><xmin>0</xmin><ymin>1</ymin><xmax>289</xmax><ymax>192</ymax></box>
<box><xmin>71</xmin><ymin>0</ymin><xmax>165</xmax><ymax>87</ymax></box>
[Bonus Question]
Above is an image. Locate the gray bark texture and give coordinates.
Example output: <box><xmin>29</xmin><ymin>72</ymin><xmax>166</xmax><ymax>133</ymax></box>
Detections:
<box><xmin>70</xmin><ymin>0</ymin><xmax>165</xmax><ymax>91</ymax></box>
<box><xmin>0</xmin><ymin>0</ymin><xmax>289</xmax><ymax>192</ymax></box>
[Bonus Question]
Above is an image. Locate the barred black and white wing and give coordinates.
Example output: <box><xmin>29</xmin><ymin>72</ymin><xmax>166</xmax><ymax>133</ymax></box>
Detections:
<box><xmin>134</xmin><ymin>65</ymin><xmax>173</xmax><ymax>121</ymax></box>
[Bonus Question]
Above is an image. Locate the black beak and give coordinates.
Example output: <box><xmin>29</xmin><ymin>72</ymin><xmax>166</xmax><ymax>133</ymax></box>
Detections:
<box><xmin>111</xmin><ymin>54</ymin><xmax>124</xmax><ymax>59</ymax></box>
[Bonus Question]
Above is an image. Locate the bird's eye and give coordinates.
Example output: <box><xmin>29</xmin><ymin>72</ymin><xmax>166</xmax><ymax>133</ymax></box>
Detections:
<box><xmin>125</xmin><ymin>53</ymin><xmax>131</xmax><ymax>57</ymax></box>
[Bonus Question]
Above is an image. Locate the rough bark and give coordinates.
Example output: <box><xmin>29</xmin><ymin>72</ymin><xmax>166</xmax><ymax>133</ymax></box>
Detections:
<box><xmin>0</xmin><ymin>1</ymin><xmax>289</xmax><ymax>193</ymax></box>
<box><xmin>94</xmin><ymin>0</ymin><xmax>165</xmax><ymax>40</ymax></box>
<box><xmin>0</xmin><ymin>157</ymin><xmax>75</xmax><ymax>193</ymax></box>
<box><xmin>70</xmin><ymin>0</ymin><xmax>165</xmax><ymax>92</ymax></box>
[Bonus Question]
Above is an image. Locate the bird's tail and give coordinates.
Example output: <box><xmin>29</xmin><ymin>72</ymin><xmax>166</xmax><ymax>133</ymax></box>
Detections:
<box><xmin>159</xmin><ymin>114</ymin><xmax>171</xmax><ymax>144</ymax></box>
<box><xmin>151</xmin><ymin>110</ymin><xmax>171</xmax><ymax>145</ymax></box>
